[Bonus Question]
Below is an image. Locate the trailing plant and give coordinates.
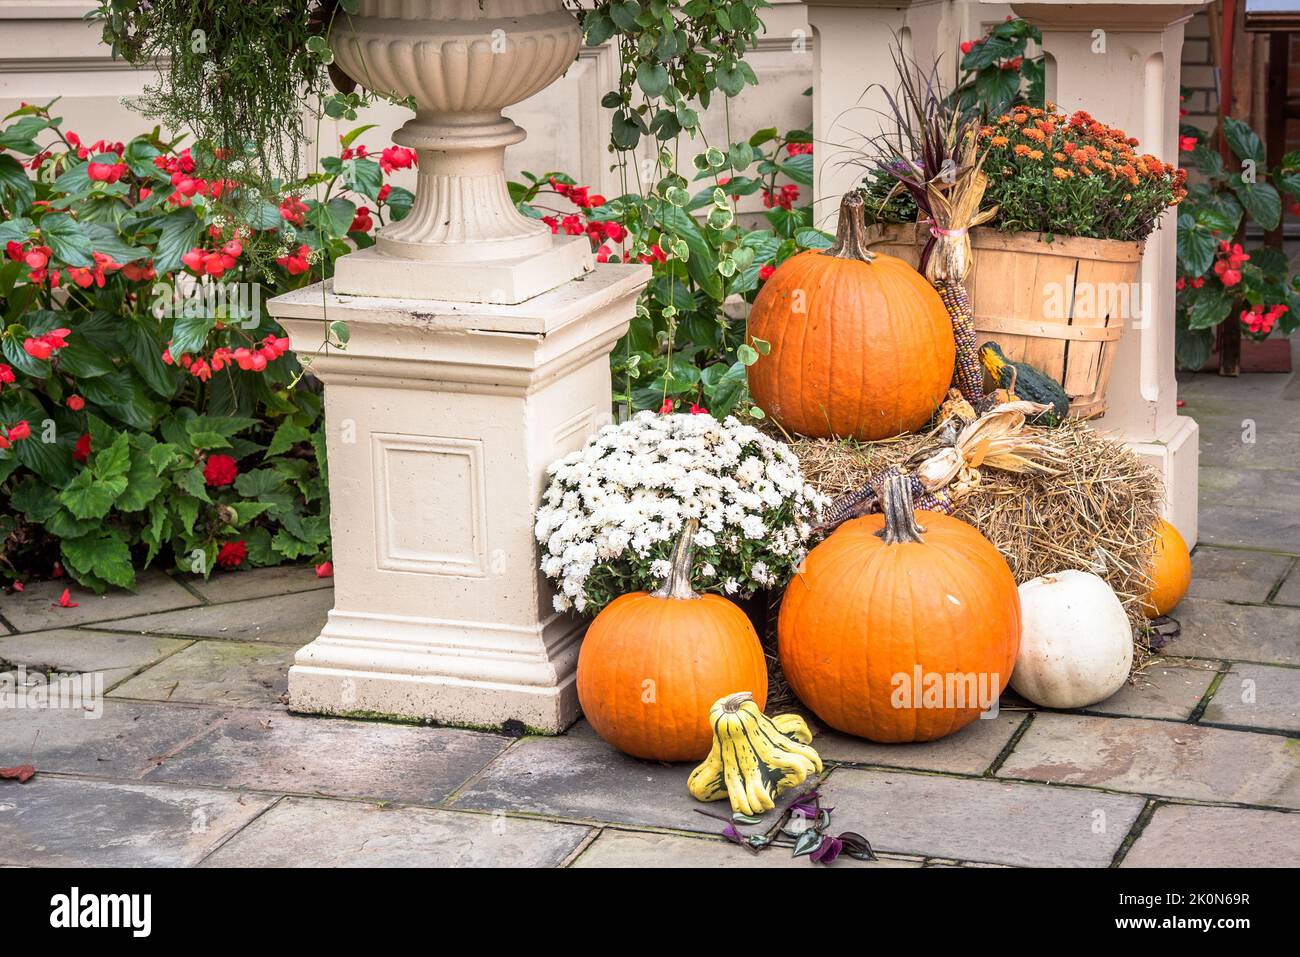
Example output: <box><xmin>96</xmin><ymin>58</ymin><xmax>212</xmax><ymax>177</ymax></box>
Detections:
<box><xmin>578</xmin><ymin>0</ymin><xmax>771</xmax><ymax>153</ymax></box>
<box><xmin>90</xmin><ymin>0</ymin><xmax>406</xmax><ymax>250</ymax></box>
<box><xmin>1174</xmin><ymin>116</ymin><xmax>1300</xmax><ymax>368</ymax></box>
<box><xmin>0</xmin><ymin>101</ymin><xmax>413</xmax><ymax>591</ymax></box>
<box><xmin>509</xmin><ymin>123</ymin><xmax>828</xmax><ymax>417</ymax></box>
<box><xmin>698</xmin><ymin>789</ymin><xmax>877</xmax><ymax>865</ymax></box>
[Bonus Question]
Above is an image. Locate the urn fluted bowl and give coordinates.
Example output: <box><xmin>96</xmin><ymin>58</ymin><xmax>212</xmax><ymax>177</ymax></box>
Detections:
<box><xmin>329</xmin><ymin>0</ymin><xmax>582</xmax><ymax>261</ymax></box>
<box><xmin>331</xmin><ymin>0</ymin><xmax>581</xmax><ymax>119</ymax></box>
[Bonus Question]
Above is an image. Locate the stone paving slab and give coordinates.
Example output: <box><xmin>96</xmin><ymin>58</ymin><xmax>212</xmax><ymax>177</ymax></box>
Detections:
<box><xmin>1196</xmin><ymin>425</ymin><xmax>1300</xmax><ymax>471</ymax></box>
<box><xmin>813</xmin><ymin>711</ymin><xmax>1026</xmax><ymax>774</ymax></box>
<box><xmin>0</xmin><ymin>777</ymin><xmax>274</xmax><ymax>867</ymax></box>
<box><xmin>1275</xmin><ymin>565</ymin><xmax>1300</xmax><ymax>606</ymax></box>
<box><xmin>1122</xmin><ymin>803</ymin><xmax>1300</xmax><ymax>868</ymax></box>
<box><xmin>449</xmin><ymin>721</ymin><xmax>816</xmax><ymax>833</ymax></box>
<box><xmin>0</xmin><ymin>700</ymin><xmax>224</xmax><ymax>778</ymax></box>
<box><xmin>1197</xmin><ymin>503</ymin><xmax>1300</xmax><ymax>555</ymax></box>
<box><xmin>1187</xmin><ymin>546</ymin><xmax>1292</xmax><ymax>604</ymax></box>
<box><xmin>103</xmin><ymin>589</ymin><xmax>332</xmax><ymax>645</ymax></box>
<box><xmin>200</xmin><ymin>796</ymin><xmax>589</xmax><ymax>867</ymax></box>
<box><xmin>819</xmin><ymin>766</ymin><xmax>1145</xmax><ymax>867</ymax></box>
<box><xmin>998</xmin><ymin>713</ymin><xmax>1300</xmax><ymax>809</ymax></box>
<box><xmin>0</xmin><ymin>629</ymin><xmax>190</xmax><ymax>692</ymax></box>
<box><xmin>1197</xmin><ymin>466</ymin><xmax>1300</xmax><ymax>514</ymax></box>
<box><xmin>0</xmin><ymin>571</ymin><xmax>200</xmax><ymax>634</ymax></box>
<box><xmin>108</xmin><ymin>640</ymin><xmax>293</xmax><ymax>709</ymax></box>
<box><xmin>1201</xmin><ymin>663</ymin><xmax>1300</xmax><ymax>733</ymax></box>
<box><xmin>1083</xmin><ymin>658</ymin><xmax>1220</xmax><ymax>721</ymax></box>
<box><xmin>1179</xmin><ymin>372</ymin><xmax>1300</xmax><ymax>428</ymax></box>
<box><xmin>186</xmin><ymin>565</ymin><xmax>332</xmax><ymax>604</ymax></box>
<box><xmin>570</xmin><ymin>829</ymin><xmax>922</xmax><ymax>868</ymax></box>
<box><xmin>1169</xmin><ymin>598</ymin><xmax>1300</xmax><ymax>665</ymax></box>
<box><xmin>145</xmin><ymin>710</ymin><xmax>510</xmax><ymax>804</ymax></box>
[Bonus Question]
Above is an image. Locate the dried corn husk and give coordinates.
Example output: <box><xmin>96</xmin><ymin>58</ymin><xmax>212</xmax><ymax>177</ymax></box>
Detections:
<box><xmin>923</xmin><ymin>137</ymin><xmax>998</xmax><ymax>285</ymax></box>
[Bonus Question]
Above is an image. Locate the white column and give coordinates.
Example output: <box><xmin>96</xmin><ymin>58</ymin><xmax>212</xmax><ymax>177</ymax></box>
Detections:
<box><xmin>269</xmin><ymin>0</ymin><xmax>652</xmax><ymax>731</ymax></box>
<box><xmin>1010</xmin><ymin>0</ymin><xmax>1206</xmax><ymax>544</ymax></box>
<box><xmin>806</xmin><ymin>0</ymin><xmax>994</xmax><ymax>227</ymax></box>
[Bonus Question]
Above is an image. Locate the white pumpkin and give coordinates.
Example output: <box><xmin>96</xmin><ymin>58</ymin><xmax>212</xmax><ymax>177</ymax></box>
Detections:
<box><xmin>1010</xmin><ymin>570</ymin><xmax>1132</xmax><ymax>709</ymax></box>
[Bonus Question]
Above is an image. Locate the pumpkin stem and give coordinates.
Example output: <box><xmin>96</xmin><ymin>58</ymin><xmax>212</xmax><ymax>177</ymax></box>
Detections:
<box><xmin>826</xmin><ymin>192</ymin><xmax>877</xmax><ymax>263</ymax></box>
<box><xmin>653</xmin><ymin>518</ymin><xmax>701</xmax><ymax>600</ymax></box>
<box><xmin>721</xmin><ymin>692</ymin><xmax>754</xmax><ymax>713</ymax></box>
<box><xmin>876</xmin><ymin>473</ymin><xmax>926</xmax><ymax>545</ymax></box>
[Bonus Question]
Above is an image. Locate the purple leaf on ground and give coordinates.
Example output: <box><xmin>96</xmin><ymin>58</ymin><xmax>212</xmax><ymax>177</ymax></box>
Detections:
<box><xmin>810</xmin><ymin>835</ymin><xmax>843</xmax><ymax>864</ymax></box>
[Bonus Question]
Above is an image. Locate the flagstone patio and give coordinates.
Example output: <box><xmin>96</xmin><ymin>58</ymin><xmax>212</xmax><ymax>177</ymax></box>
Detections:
<box><xmin>2</xmin><ymin>371</ymin><xmax>1297</xmax><ymax>868</ymax></box>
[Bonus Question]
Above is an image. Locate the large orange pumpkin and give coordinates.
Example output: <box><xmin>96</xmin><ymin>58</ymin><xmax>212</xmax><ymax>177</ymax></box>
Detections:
<box><xmin>778</xmin><ymin>475</ymin><xmax>1020</xmax><ymax>743</ymax></box>
<box><xmin>747</xmin><ymin>192</ymin><xmax>956</xmax><ymax>441</ymax></box>
<box><xmin>576</xmin><ymin>519</ymin><xmax>768</xmax><ymax>761</ymax></box>
<box><xmin>1142</xmin><ymin>518</ymin><xmax>1192</xmax><ymax>617</ymax></box>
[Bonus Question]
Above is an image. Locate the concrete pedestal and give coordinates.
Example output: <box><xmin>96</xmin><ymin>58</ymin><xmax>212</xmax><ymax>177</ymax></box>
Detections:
<box><xmin>267</xmin><ymin>265</ymin><xmax>648</xmax><ymax>732</ymax></box>
<box><xmin>1011</xmin><ymin>0</ymin><xmax>1209</xmax><ymax>544</ymax></box>
<box><xmin>807</xmin><ymin>0</ymin><xmax>1006</xmax><ymax>226</ymax></box>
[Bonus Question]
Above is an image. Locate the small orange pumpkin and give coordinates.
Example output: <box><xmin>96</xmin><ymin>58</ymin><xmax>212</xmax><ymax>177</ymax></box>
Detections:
<box><xmin>576</xmin><ymin>519</ymin><xmax>768</xmax><ymax>761</ymax></box>
<box><xmin>778</xmin><ymin>475</ymin><xmax>1020</xmax><ymax>743</ymax></box>
<box><xmin>1142</xmin><ymin>518</ymin><xmax>1192</xmax><ymax>617</ymax></box>
<box><xmin>746</xmin><ymin>192</ymin><xmax>956</xmax><ymax>441</ymax></box>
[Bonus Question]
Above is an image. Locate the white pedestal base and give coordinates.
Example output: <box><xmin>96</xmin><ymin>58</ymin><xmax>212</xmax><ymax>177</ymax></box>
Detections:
<box><xmin>268</xmin><ymin>263</ymin><xmax>649</xmax><ymax>732</ymax></box>
<box><xmin>289</xmin><ymin>609</ymin><xmax>583</xmax><ymax>731</ymax></box>
<box><xmin>1125</xmin><ymin>414</ymin><xmax>1200</xmax><ymax>547</ymax></box>
<box><xmin>332</xmin><ymin>235</ymin><xmax>594</xmax><ymax>305</ymax></box>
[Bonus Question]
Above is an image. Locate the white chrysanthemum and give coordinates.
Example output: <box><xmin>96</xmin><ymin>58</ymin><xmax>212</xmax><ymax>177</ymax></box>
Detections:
<box><xmin>535</xmin><ymin>412</ymin><xmax>823</xmax><ymax>615</ymax></box>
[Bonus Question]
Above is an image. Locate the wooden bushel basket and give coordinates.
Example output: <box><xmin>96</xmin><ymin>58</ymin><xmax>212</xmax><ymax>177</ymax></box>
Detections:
<box><xmin>865</xmin><ymin>223</ymin><xmax>1143</xmax><ymax>419</ymax></box>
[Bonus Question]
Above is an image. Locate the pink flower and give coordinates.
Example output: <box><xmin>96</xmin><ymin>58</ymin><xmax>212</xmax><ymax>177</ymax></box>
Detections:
<box><xmin>276</xmin><ymin>244</ymin><xmax>311</xmax><ymax>276</ymax></box>
<box><xmin>203</xmin><ymin>454</ymin><xmax>238</xmax><ymax>487</ymax></box>
<box><xmin>87</xmin><ymin>161</ymin><xmax>128</xmax><ymax>183</ymax></box>
<box><xmin>379</xmin><ymin>146</ymin><xmax>417</xmax><ymax>174</ymax></box>
<box><xmin>279</xmin><ymin>196</ymin><xmax>308</xmax><ymax>226</ymax></box>
<box><xmin>217</xmin><ymin>541</ymin><xmax>248</xmax><ymax>569</ymax></box>
<box><xmin>349</xmin><ymin>206</ymin><xmax>373</xmax><ymax>233</ymax></box>
<box><xmin>67</xmin><ymin>395</ymin><xmax>85</xmax><ymax>411</ymax></box>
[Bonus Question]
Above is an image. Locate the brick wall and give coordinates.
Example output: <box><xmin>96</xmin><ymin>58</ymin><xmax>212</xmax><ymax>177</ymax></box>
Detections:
<box><xmin>1182</xmin><ymin>8</ymin><xmax>1219</xmax><ymax>138</ymax></box>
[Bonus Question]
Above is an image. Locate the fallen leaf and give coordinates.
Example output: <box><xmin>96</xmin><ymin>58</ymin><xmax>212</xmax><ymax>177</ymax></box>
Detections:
<box><xmin>0</xmin><ymin>765</ymin><xmax>36</xmax><ymax>783</ymax></box>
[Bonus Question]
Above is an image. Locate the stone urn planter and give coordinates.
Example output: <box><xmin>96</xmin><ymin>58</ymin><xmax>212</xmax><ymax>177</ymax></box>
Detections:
<box><xmin>328</xmin><ymin>0</ymin><xmax>592</xmax><ymax>302</ymax></box>
<box><xmin>866</xmin><ymin>223</ymin><xmax>1143</xmax><ymax>420</ymax></box>
<box><xmin>269</xmin><ymin>0</ymin><xmax>652</xmax><ymax>733</ymax></box>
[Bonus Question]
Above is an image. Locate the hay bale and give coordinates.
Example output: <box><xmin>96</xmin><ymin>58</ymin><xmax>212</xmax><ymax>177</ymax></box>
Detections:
<box><xmin>787</xmin><ymin>418</ymin><xmax>1164</xmax><ymax>666</ymax></box>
